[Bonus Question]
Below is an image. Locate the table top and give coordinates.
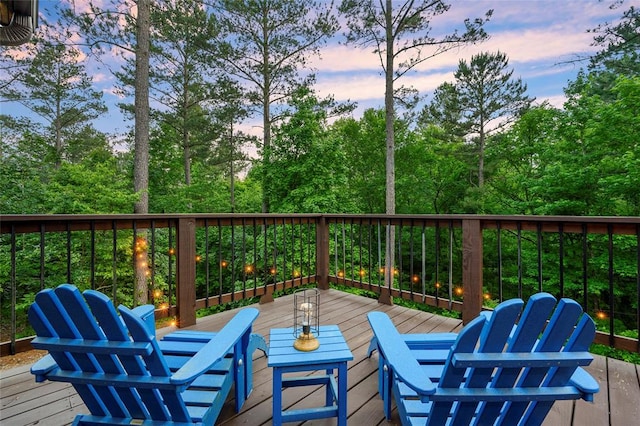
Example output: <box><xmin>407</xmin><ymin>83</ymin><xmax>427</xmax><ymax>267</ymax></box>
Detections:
<box><xmin>268</xmin><ymin>325</ymin><xmax>353</xmax><ymax>367</ymax></box>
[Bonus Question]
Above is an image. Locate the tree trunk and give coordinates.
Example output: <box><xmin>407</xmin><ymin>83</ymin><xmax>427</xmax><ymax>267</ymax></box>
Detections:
<box><xmin>260</xmin><ymin>6</ymin><xmax>271</xmax><ymax>214</ymax></box>
<box><xmin>134</xmin><ymin>0</ymin><xmax>150</xmax><ymax>214</ymax></box>
<box><xmin>478</xmin><ymin>118</ymin><xmax>485</xmax><ymax>187</ymax></box>
<box><xmin>182</xmin><ymin>62</ymin><xmax>191</xmax><ymax>187</ymax></box>
<box><xmin>183</xmin><ymin>133</ymin><xmax>191</xmax><ymax>186</ymax></box>
<box><xmin>262</xmin><ymin>91</ymin><xmax>270</xmax><ymax>213</ymax></box>
<box><xmin>133</xmin><ymin>0</ymin><xmax>151</xmax><ymax>305</ymax></box>
<box><xmin>229</xmin><ymin>121</ymin><xmax>236</xmax><ymax>213</ymax></box>
<box><xmin>54</xmin><ymin>119</ymin><xmax>62</xmax><ymax>168</ymax></box>
<box><xmin>382</xmin><ymin>0</ymin><xmax>395</xmax><ymax>302</ymax></box>
<box><xmin>55</xmin><ymin>81</ymin><xmax>62</xmax><ymax>168</ymax></box>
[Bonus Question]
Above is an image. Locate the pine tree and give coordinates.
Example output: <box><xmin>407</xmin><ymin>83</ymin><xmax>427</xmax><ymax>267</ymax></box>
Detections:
<box><xmin>426</xmin><ymin>51</ymin><xmax>533</xmax><ymax>188</ymax></box>
<box><xmin>210</xmin><ymin>0</ymin><xmax>339</xmax><ymax>213</ymax></box>
<box><xmin>339</xmin><ymin>0</ymin><xmax>491</xmax><ymax>293</ymax></box>
<box><xmin>2</xmin><ymin>35</ymin><xmax>106</xmax><ymax>167</ymax></box>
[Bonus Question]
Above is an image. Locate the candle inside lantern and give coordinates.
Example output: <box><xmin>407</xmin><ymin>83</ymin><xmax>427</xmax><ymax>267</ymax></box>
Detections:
<box><xmin>300</xmin><ymin>302</ymin><xmax>313</xmax><ymax>332</ymax></box>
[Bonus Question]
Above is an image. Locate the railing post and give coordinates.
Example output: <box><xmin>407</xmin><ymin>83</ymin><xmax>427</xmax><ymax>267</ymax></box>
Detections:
<box><xmin>316</xmin><ymin>216</ymin><xmax>329</xmax><ymax>290</ymax></box>
<box><xmin>176</xmin><ymin>217</ymin><xmax>197</xmax><ymax>327</ymax></box>
<box><xmin>462</xmin><ymin>219</ymin><xmax>483</xmax><ymax>325</ymax></box>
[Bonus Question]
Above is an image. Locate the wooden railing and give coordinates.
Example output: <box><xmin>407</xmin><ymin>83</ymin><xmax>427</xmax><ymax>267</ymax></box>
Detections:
<box><xmin>1</xmin><ymin>214</ymin><xmax>321</xmax><ymax>355</ymax></box>
<box><xmin>2</xmin><ymin>214</ymin><xmax>639</xmax><ymax>355</ymax></box>
<box><xmin>322</xmin><ymin>215</ymin><xmax>640</xmax><ymax>353</ymax></box>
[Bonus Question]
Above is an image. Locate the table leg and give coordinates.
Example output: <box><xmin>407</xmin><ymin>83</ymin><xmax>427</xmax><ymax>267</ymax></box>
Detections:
<box><xmin>273</xmin><ymin>367</ymin><xmax>283</xmax><ymax>426</ymax></box>
<box><xmin>325</xmin><ymin>368</ymin><xmax>334</xmax><ymax>406</ymax></box>
<box><xmin>338</xmin><ymin>362</ymin><xmax>348</xmax><ymax>426</ymax></box>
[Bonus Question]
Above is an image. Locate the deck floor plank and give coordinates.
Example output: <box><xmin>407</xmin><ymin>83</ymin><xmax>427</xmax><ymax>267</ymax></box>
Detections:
<box><xmin>1</xmin><ymin>288</ymin><xmax>637</xmax><ymax>426</ymax></box>
<box><xmin>572</xmin><ymin>353</ymin><xmax>610</xmax><ymax>426</ymax></box>
<box><xmin>607</xmin><ymin>357</ymin><xmax>640</xmax><ymax>425</ymax></box>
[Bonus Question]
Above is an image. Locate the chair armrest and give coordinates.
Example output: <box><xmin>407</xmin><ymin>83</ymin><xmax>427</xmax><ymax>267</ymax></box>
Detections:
<box><xmin>30</xmin><ymin>354</ymin><xmax>57</xmax><ymax>382</ymax></box>
<box><xmin>367</xmin><ymin>312</ymin><xmax>436</xmax><ymax>395</ymax></box>
<box><xmin>569</xmin><ymin>367</ymin><xmax>600</xmax><ymax>401</ymax></box>
<box><xmin>171</xmin><ymin>308</ymin><xmax>259</xmax><ymax>386</ymax></box>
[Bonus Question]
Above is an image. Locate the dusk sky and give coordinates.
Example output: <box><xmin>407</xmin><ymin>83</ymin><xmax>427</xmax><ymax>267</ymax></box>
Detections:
<box><xmin>316</xmin><ymin>0</ymin><xmax>631</xmax><ymax>116</ymax></box>
<box><xmin>4</xmin><ymin>0</ymin><xmax>637</xmax><ymax>138</ymax></box>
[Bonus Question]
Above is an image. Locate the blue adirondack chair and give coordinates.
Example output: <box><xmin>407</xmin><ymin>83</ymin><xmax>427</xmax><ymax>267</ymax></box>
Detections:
<box><xmin>368</xmin><ymin>293</ymin><xmax>600</xmax><ymax>426</ymax></box>
<box><xmin>28</xmin><ymin>284</ymin><xmax>265</xmax><ymax>426</ymax></box>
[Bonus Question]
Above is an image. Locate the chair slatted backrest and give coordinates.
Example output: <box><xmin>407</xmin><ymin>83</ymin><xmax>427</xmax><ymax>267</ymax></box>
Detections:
<box><xmin>28</xmin><ymin>284</ymin><xmax>191</xmax><ymax>423</ymax></box>
<box><xmin>435</xmin><ymin>293</ymin><xmax>596</xmax><ymax>425</ymax></box>
<box><xmin>500</xmin><ymin>297</ymin><xmax>595</xmax><ymax>424</ymax></box>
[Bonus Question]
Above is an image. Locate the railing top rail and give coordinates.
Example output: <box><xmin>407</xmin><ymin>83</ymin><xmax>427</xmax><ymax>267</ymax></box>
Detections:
<box><xmin>0</xmin><ymin>213</ymin><xmax>325</xmax><ymax>234</ymax></box>
<box><xmin>321</xmin><ymin>214</ymin><xmax>640</xmax><ymax>223</ymax></box>
<box><xmin>1</xmin><ymin>213</ymin><xmax>324</xmax><ymax>222</ymax></box>
<box><xmin>3</xmin><ymin>214</ymin><xmax>639</xmax><ymax>235</ymax></box>
<box><xmin>322</xmin><ymin>214</ymin><xmax>640</xmax><ymax>234</ymax></box>
<box><xmin>3</xmin><ymin>213</ymin><xmax>639</xmax><ymax>222</ymax></box>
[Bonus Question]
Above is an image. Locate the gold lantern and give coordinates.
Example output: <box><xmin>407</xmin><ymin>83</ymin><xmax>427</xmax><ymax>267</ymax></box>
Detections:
<box><xmin>293</xmin><ymin>288</ymin><xmax>320</xmax><ymax>351</ymax></box>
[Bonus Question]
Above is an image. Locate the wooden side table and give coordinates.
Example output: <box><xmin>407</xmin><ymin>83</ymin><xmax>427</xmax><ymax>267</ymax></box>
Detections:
<box><xmin>268</xmin><ymin>325</ymin><xmax>353</xmax><ymax>425</ymax></box>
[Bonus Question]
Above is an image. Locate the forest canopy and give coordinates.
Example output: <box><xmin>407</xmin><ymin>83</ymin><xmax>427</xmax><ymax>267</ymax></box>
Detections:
<box><xmin>1</xmin><ymin>0</ymin><xmax>638</xmax><ymax>217</ymax></box>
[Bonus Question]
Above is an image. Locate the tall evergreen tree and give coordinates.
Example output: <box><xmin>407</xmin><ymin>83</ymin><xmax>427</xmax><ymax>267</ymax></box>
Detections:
<box><xmin>63</xmin><ymin>0</ymin><xmax>152</xmax><ymax>304</ymax></box>
<box><xmin>210</xmin><ymin>0</ymin><xmax>339</xmax><ymax>213</ymax></box>
<box><xmin>340</xmin><ymin>0</ymin><xmax>491</xmax><ymax>292</ymax></box>
<box><xmin>568</xmin><ymin>2</ymin><xmax>640</xmax><ymax>100</ymax></box>
<box><xmin>149</xmin><ymin>0</ymin><xmax>219</xmax><ymax>187</ymax></box>
<box><xmin>1</xmin><ymin>35</ymin><xmax>106</xmax><ymax>167</ymax></box>
<box><xmin>588</xmin><ymin>2</ymin><xmax>639</xmax><ymax>77</ymax></box>
<box><xmin>208</xmin><ymin>77</ymin><xmax>254</xmax><ymax>212</ymax></box>
<box><xmin>340</xmin><ymin>0</ymin><xmax>492</xmax><ymax>215</ymax></box>
<box><xmin>425</xmin><ymin>51</ymin><xmax>533</xmax><ymax>189</ymax></box>
<box><xmin>62</xmin><ymin>0</ymin><xmax>150</xmax><ymax>213</ymax></box>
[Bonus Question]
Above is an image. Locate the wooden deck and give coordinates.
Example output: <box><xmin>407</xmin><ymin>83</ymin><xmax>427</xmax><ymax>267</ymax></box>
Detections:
<box><xmin>2</xmin><ymin>289</ymin><xmax>639</xmax><ymax>425</ymax></box>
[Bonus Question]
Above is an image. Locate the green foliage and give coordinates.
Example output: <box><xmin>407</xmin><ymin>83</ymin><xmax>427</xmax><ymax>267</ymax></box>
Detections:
<box><xmin>45</xmin><ymin>161</ymin><xmax>138</xmax><ymax>214</ymax></box>
<box><xmin>484</xmin><ymin>104</ymin><xmax>562</xmax><ymax>214</ymax></box>
<box><xmin>330</xmin><ymin>283</ymin><xmax>378</xmax><ymax>299</ymax></box>
<box><xmin>0</xmin><ymin>145</ymin><xmax>49</xmax><ymax>214</ymax></box>
<box><xmin>267</xmin><ymin>87</ymin><xmax>356</xmax><ymax>213</ymax></box>
<box><xmin>196</xmin><ymin>297</ymin><xmax>260</xmax><ymax>318</ymax></box>
<box><xmin>396</xmin><ymin>125</ymin><xmax>470</xmax><ymax>214</ymax></box>
<box><xmin>590</xmin><ymin>343</ymin><xmax>640</xmax><ymax>365</ymax></box>
<box><xmin>331</xmin><ymin>109</ymin><xmax>387</xmax><ymax>213</ymax></box>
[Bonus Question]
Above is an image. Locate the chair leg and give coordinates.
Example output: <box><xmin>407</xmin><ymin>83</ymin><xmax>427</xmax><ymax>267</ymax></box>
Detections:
<box><xmin>382</xmin><ymin>361</ymin><xmax>393</xmax><ymax>420</ymax></box>
<box><xmin>234</xmin><ymin>340</ymin><xmax>247</xmax><ymax>413</ymax></box>
<box><xmin>367</xmin><ymin>336</ymin><xmax>378</xmax><ymax>357</ymax></box>
<box><xmin>250</xmin><ymin>333</ymin><xmax>268</xmax><ymax>358</ymax></box>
